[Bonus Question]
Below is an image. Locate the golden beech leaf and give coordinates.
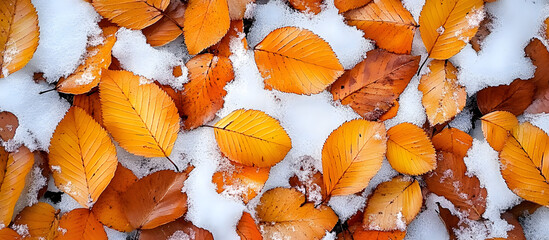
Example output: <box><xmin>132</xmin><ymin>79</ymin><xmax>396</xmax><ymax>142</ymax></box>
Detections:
<box><xmin>254</xmin><ymin>27</ymin><xmax>344</xmax><ymax>95</ymax></box>
<box><xmin>256</xmin><ymin>187</ymin><xmax>338</xmax><ymax>239</ymax></box>
<box><xmin>486</xmin><ymin>212</ymin><xmax>526</xmax><ymax>240</ymax></box>
<box><xmin>363</xmin><ymin>176</ymin><xmax>422</xmax><ymax>231</ymax></box>
<box><xmin>13</xmin><ymin>202</ymin><xmax>60</xmax><ymax>240</ymax></box>
<box><xmin>228</xmin><ymin>0</ymin><xmax>254</xmax><ymax>20</ymax></box>
<box><xmin>345</xmin><ymin>0</ymin><xmax>418</xmax><ymax>54</ymax></box>
<box><xmin>209</xmin><ymin>20</ymin><xmax>248</xmax><ymax>58</ymax></box>
<box><xmin>142</xmin><ymin>1</ymin><xmax>185</xmax><ymax>47</ymax></box>
<box><xmin>0</xmin><ymin>111</ymin><xmax>18</xmax><ymax>141</ymax></box>
<box><xmin>48</xmin><ymin>107</ymin><xmax>118</xmax><ymax>208</ymax></box>
<box><xmin>353</xmin><ymin>228</ymin><xmax>406</xmax><ymax>240</ymax></box>
<box><xmin>121</xmin><ymin>168</ymin><xmax>193</xmax><ymax>230</ymax></box>
<box><xmin>0</xmin><ymin>146</ymin><xmax>33</xmax><ymax>227</ymax></box>
<box><xmin>139</xmin><ymin>218</ymin><xmax>214</xmax><ymax>240</ymax></box>
<box><xmin>476</xmin><ymin>79</ymin><xmax>535</xmax><ymax>116</ymax></box>
<box><xmin>56</xmin><ymin>209</ymin><xmax>107</xmax><ymax>240</ymax></box>
<box><xmin>431</xmin><ymin>128</ymin><xmax>473</xmax><ymax>159</ymax></box>
<box><xmin>92</xmin><ymin>163</ymin><xmax>138</xmax><ymax>232</ymax></box>
<box><xmin>288</xmin><ymin>0</ymin><xmax>323</xmax><ymax>14</ymax></box>
<box><xmin>386</xmin><ymin>123</ymin><xmax>436</xmax><ymax>175</ymax></box>
<box><xmin>212</xmin><ymin>162</ymin><xmax>269</xmax><ymax>204</ymax></box>
<box><xmin>72</xmin><ymin>90</ymin><xmax>103</xmax><ymax>126</ymax></box>
<box><xmin>237</xmin><ymin>212</ymin><xmax>262</xmax><ymax>240</ymax></box>
<box><xmin>322</xmin><ymin>119</ymin><xmax>386</xmax><ymax>196</ymax></box>
<box><xmin>99</xmin><ymin>70</ymin><xmax>180</xmax><ymax>158</ymax></box>
<box><xmin>418</xmin><ymin>60</ymin><xmax>467</xmax><ymax>126</ymax></box>
<box><xmin>334</xmin><ymin>0</ymin><xmax>371</xmax><ymax>13</ymax></box>
<box><xmin>0</xmin><ymin>228</ymin><xmax>20</xmax><ymax>239</ymax></box>
<box><xmin>480</xmin><ymin>111</ymin><xmax>519</xmax><ymax>152</ymax></box>
<box><xmin>213</xmin><ymin>109</ymin><xmax>292</xmax><ymax>167</ymax></box>
<box><xmin>499</xmin><ymin>122</ymin><xmax>549</xmax><ymax>206</ymax></box>
<box><xmin>91</xmin><ymin>0</ymin><xmax>169</xmax><ymax>30</ymax></box>
<box><xmin>330</xmin><ymin>49</ymin><xmax>420</xmax><ymax>120</ymax></box>
<box><xmin>183</xmin><ymin>0</ymin><xmax>230</xmax><ymax>55</ymax></box>
<box><xmin>0</xmin><ymin>0</ymin><xmax>39</xmax><ymax>78</ymax></box>
<box><xmin>180</xmin><ymin>53</ymin><xmax>234</xmax><ymax>130</ymax></box>
<box><xmin>56</xmin><ymin>26</ymin><xmax>117</xmax><ymax>94</ymax></box>
<box><xmin>419</xmin><ymin>0</ymin><xmax>485</xmax><ymax>59</ymax></box>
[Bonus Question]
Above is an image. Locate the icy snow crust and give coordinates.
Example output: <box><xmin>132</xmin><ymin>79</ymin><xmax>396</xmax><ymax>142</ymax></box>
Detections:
<box><xmin>1</xmin><ymin>0</ymin><xmax>548</xmax><ymax>239</ymax></box>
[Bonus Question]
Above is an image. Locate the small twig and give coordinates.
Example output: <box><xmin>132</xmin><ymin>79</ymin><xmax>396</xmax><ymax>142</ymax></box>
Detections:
<box><xmin>416</xmin><ymin>55</ymin><xmax>430</xmax><ymax>76</ymax></box>
<box><xmin>166</xmin><ymin>156</ymin><xmax>180</xmax><ymax>172</ymax></box>
<box><xmin>39</xmin><ymin>87</ymin><xmax>57</xmax><ymax>94</ymax></box>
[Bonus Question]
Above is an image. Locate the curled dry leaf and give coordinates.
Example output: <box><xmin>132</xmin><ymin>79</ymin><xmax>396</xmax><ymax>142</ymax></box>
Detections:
<box><xmin>345</xmin><ymin>0</ymin><xmax>418</xmax><ymax>54</ymax></box>
<box><xmin>142</xmin><ymin>0</ymin><xmax>185</xmax><ymax>47</ymax></box>
<box><xmin>480</xmin><ymin>111</ymin><xmax>518</xmax><ymax>151</ymax></box>
<box><xmin>91</xmin><ymin>0</ymin><xmax>169</xmax><ymax>30</ymax></box>
<box><xmin>228</xmin><ymin>0</ymin><xmax>254</xmax><ymax>20</ymax></box>
<box><xmin>49</xmin><ymin>107</ymin><xmax>118</xmax><ymax>208</ymax></box>
<box><xmin>476</xmin><ymin>79</ymin><xmax>535</xmax><ymax>116</ymax></box>
<box><xmin>56</xmin><ymin>209</ymin><xmax>107</xmax><ymax>240</ymax></box>
<box><xmin>330</xmin><ymin>49</ymin><xmax>419</xmax><ymax>120</ymax></box>
<box><xmin>0</xmin><ymin>228</ymin><xmax>20</xmax><ymax>240</ymax></box>
<box><xmin>378</xmin><ymin>100</ymin><xmax>399</xmax><ymax>121</ymax></box>
<box><xmin>183</xmin><ymin>0</ymin><xmax>230</xmax><ymax>55</ymax></box>
<box><xmin>254</xmin><ymin>26</ymin><xmax>344</xmax><ymax>95</ymax></box>
<box><xmin>419</xmin><ymin>0</ymin><xmax>485</xmax><ymax>59</ymax></box>
<box><xmin>122</xmin><ymin>168</ymin><xmax>193</xmax><ymax>229</ymax></box>
<box><xmin>363</xmin><ymin>176</ymin><xmax>422</xmax><ymax>231</ymax></box>
<box><xmin>524</xmin><ymin>38</ymin><xmax>549</xmax><ymax>97</ymax></box>
<box><xmin>92</xmin><ymin>163</ymin><xmax>138</xmax><ymax>232</ymax></box>
<box><xmin>72</xmin><ymin>89</ymin><xmax>103</xmax><ymax>126</ymax></box>
<box><xmin>0</xmin><ymin>111</ymin><xmax>18</xmax><ymax>141</ymax></box>
<box><xmin>56</xmin><ymin>26</ymin><xmax>117</xmax><ymax>94</ymax></box>
<box><xmin>13</xmin><ymin>202</ymin><xmax>60</xmax><ymax>239</ymax></box>
<box><xmin>139</xmin><ymin>218</ymin><xmax>214</xmax><ymax>240</ymax></box>
<box><xmin>322</xmin><ymin>119</ymin><xmax>386</xmax><ymax>196</ymax></box>
<box><xmin>499</xmin><ymin>122</ymin><xmax>549</xmax><ymax>206</ymax></box>
<box><xmin>212</xmin><ymin>161</ymin><xmax>269</xmax><ymax>204</ymax></box>
<box><xmin>418</xmin><ymin>60</ymin><xmax>466</xmax><ymax>126</ymax></box>
<box><xmin>0</xmin><ymin>146</ymin><xmax>34</xmax><ymax>226</ymax></box>
<box><xmin>209</xmin><ymin>20</ymin><xmax>248</xmax><ymax>58</ymax></box>
<box><xmin>213</xmin><ymin>109</ymin><xmax>292</xmax><ymax>167</ymax></box>
<box><xmin>256</xmin><ymin>187</ymin><xmax>338</xmax><ymax>239</ymax></box>
<box><xmin>236</xmin><ymin>212</ymin><xmax>262</xmax><ymax>240</ymax></box>
<box><xmin>0</xmin><ymin>0</ymin><xmax>40</xmax><ymax>78</ymax></box>
<box><xmin>386</xmin><ymin>123</ymin><xmax>436</xmax><ymax>175</ymax></box>
<box><xmin>288</xmin><ymin>0</ymin><xmax>323</xmax><ymax>14</ymax></box>
<box><xmin>470</xmin><ymin>13</ymin><xmax>492</xmax><ymax>52</ymax></box>
<box><xmin>334</xmin><ymin>0</ymin><xmax>372</xmax><ymax>13</ymax></box>
<box><xmin>289</xmin><ymin>170</ymin><xmax>327</xmax><ymax>203</ymax></box>
<box><xmin>99</xmin><ymin>70</ymin><xmax>180</xmax><ymax>159</ymax></box>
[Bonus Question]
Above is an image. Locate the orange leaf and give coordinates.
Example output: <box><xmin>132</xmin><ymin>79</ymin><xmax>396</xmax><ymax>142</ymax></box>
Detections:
<box><xmin>524</xmin><ymin>38</ymin><xmax>549</xmax><ymax>98</ymax></box>
<box><xmin>99</xmin><ymin>70</ymin><xmax>180</xmax><ymax>159</ymax></box>
<box><xmin>353</xmin><ymin>228</ymin><xmax>406</xmax><ymax>240</ymax></box>
<box><xmin>92</xmin><ymin>163</ymin><xmax>138</xmax><ymax>232</ymax></box>
<box><xmin>431</xmin><ymin>128</ymin><xmax>473</xmax><ymax>159</ymax></box>
<box><xmin>213</xmin><ymin>109</ymin><xmax>292</xmax><ymax>167</ymax></box>
<box><xmin>209</xmin><ymin>20</ymin><xmax>248</xmax><ymax>57</ymax></box>
<box><xmin>322</xmin><ymin>119</ymin><xmax>386</xmax><ymax>196</ymax></box>
<box><xmin>418</xmin><ymin>60</ymin><xmax>466</xmax><ymax>126</ymax></box>
<box><xmin>288</xmin><ymin>0</ymin><xmax>323</xmax><ymax>14</ymax></box>
<box><xmin>139</xmin><ymin>218</ymin><xmax>213</xmax><ymax>240</ymax></box>
<box><xmin>180</xmin><ymin>53</ymin><xmax>234</xmax><ymax>130</ymax></box>
<box><xmin>0</xmin><ymin>146</ymin><xmax>34</xmax><ymax>226</ymax></box>
<box><xmin>72</xmin><ymin>90</ymin><xmax>103</xmax><ymax>126</ymax></box>
<box><xmin>334</xmin><ymin>0</ymin><xmax>371</xmax><ymax>13</ymax></box>
<box><xmin>499</xmin><ymin>122</ymin><xmax>549</xmax><ymax>206</ymax></box>
<box><xmin>0</xmin><ymin>0</ymin><xmax>39</xmax><ymax>78</ymax></box>
<box><xmin>378</xmin><ymin>100</ymin><xmax>399</xmax><ymax>121</ymax></box>
<box><xmin>419</xmin><ymin>0</ymin><xmax>484</xmax><ymax>59</ymax></box>
<box><xmin>0</xmin><ymin>228</ymin><xmax>20</xmax><ymax>240</ymax></box>
<box><xmin>386</xmin><ymin>123</ymin><xmax>436</xmax><ymax>175</ymax></box>
<box><xmin>212</xmin><ymin>161</ymin><xmax>269</xmax><ymax>204</ymax></box>
<box><xmin>476</xmin><ymin>79</ymin><xmax>535</xmax><ymax>116</ymax></box>
<box><xmin>91</xmin><ymin>0</ymin><xmax>169</xmax><ymax>30</ymax></box>
<box><xmin>49</xmin><ymin>107</ymin><xmax>118</xmax><ymax>208</ymax></box>
<box><xmin>345</xmin><ymin>0</ymin><xmax>417</xmax><ymax>54</ymax></box>
<box><xmin>13</xmin><ymin>202</ymin><xmax>60</xmax><ymax>240</ymax></box>
<box><xmin>0</xmin><ymin>111</ymin><xmax>18</xmax><ymax>141</ymax></box>
<box><xmin>480</xmin><ymin>111</ymin><xmax>519</xmax><ymax>151</ymax></box>
<box><xmin>228</xmin><ymin>0</ymin><xmax>254</xmax><ymax>20</ymax></box>
<box><xmin>183</xmin><ymin>0</ymin><xmax>230</xmax><ymax>55</ymax></box>
<box><xmin>122</xmin><ymin>168</ymin><xmax>192</xmax><ymax>229</ymax></box>
<box><xmin>56</xmin><ymin>209</ymin><xmax>107</xmax><ymax>240</ymax></box>
<box><xmin>142</xmin><ymin>1</ymin><xmax>185</xmax><ymax>47</ymax></box>
<box><xmin>256</xmin><ymin>187</ymin><xmax>338</xmax><ymax>239</ymax></box>
<box><xmin>56</xmin><ymin>26</ymin><xmax>117</xmax><ymax>94</ymax></box>
<box><xmin>236</xmin><ymin>212</ymin><xmax>262</xmax><ymax>240</ymax></box>
<box><xmin>254</xmin><ymin>27</ymin><xmax>344</xmax><ymax>95</ymax></box>
<box><xmin>363</xmin><ymin>176</ymin><xmax>422</xmax><ymax>231</ymax></box>
<box><xmin>330</xmin><ymin>49</ymin><xmax>419</xmax><ymax>120</ymax></box>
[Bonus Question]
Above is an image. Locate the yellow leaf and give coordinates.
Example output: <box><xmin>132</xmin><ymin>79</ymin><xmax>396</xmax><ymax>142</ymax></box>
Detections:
<box><xmin>213</xmin><ymin>109</ymin><xmax>292</xmax><ymax>167</ymax></box>
<box><xmin>254</xmin><ymin>27</ymin><xmax>344</xmax><ymax>95</ymax></box>
<box><xmin>91</xmin><ymin>0</ymin><xmax>169</xmax><ymax>30</ymax></box>
<box><xmin>256</xmin><ymin>187</ymin><xmax>338</xmax><ymax>239</ymax></box>
<box><xmin>56</xmin><ymin>209</ymin><xmax>107</xmax><ymax>240</ymax></box>
<box><xmin>386</xmin><ymin>123</ymin><xmax>436</xmax><ymax>175</ymax></box>
<box><xmin>363</xmin><ymin>176</ymin><xmax>423</xmax><ymax>231</ymax></box>
<box><xmin>0</xmin><ymin>0</ymin><xmax>40</xmax><ymax>78</ymax></box>
<box><xmin>322</xmin><ymin>119</ymin><xmax>386</xmax><ymax>196</ymax></box>
<box><xmin>0</xmin><ymin>146</ymin><xmax>33</xmax><ymax>227</ymax></box>
<box><xmin>99</xmin><ymin>70</ymin><xmax>180</xmax><ymax>159</ymax></box>
<box><xmin>345</xmin><ymin>0</ymin><xmax>418</xmax><ymax>54</ymax></box>
<box><xmin>418</xmin><ymin>60</ymin><xmax>467</xmax><ymax>125</ymax></box>
<box><xmin>419</xmin><ymin>0</ymin><xmax>484</xmax><ymax>59</ymax></box>
<box><xmin>183</xmin><ymin>0</ymin><xmax>230</xmax><ymax>55</ymax></box>
<box><xmin>49</xmin><ymin>106</ymin><xmax>118</xmax><ymax>208</ymax></box>
<box><xmin>481</xmin><ymin>111</ymin><xmax>518</xmax><ymax>151</ymax></box>
<box><xmin>13</xmin><ymin>202</ymin><xmax>60</xmax><ymax>240</ymax></box>
<box><xmin>499</xmin><ymin>122</ymin><xmax>549</xmax><ymax>206</ymax></box>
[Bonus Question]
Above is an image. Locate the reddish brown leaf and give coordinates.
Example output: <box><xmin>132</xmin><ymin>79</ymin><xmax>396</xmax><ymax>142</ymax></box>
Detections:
<box><xmin>289</xmin><ymin>170</ymin><xmax>327</xmax><ymax>203</ymax></box>
<box><xmin>0</xmin><ymin>228</ymin><xmax>21</xmax><ymax>240</ymax></box>
<box><xmin>524</xmin><ymin>38</ymin><xmax>549</xmax><ymax>98</ymax></box>
<box><xmin>212</xmin><ymin>161</ymin><xmax>269</xmax><ymax>204</ymax></box>
<box><xmin>288</xmin><ymin>0</ymin><xmax>323</xmax><ymax>14</ymax></box>
<box><xmin>0</xmin><ymin>111</ymin><xmax>18</xmax><ymax>141</ymax></box>
<box><xmin>437</xmin><ymin>204</ymin><xmax>461</xmax><ymax>240</ymax></box>
<box><xmin>508</xmin><ymin>201</ymin><xmax>541</xmax><ymax>218</ymax></box>
<box><xmin>142</xmin><ymin>1</ymin><xmax>185</xmax><ymax>47</ymax></box>
<box><xmin>476</xmin><ymin>79</ymin><xmax>535</xmax><ymax>116</ymax></box>
<box><xmin>378</xmin><ymin>100</ymin><xmax>399</xmax><ymax>121</ymax></box>
<box><xmin>470</xmin><ymin>13</ymin><xmax>492</xmax><ymax>52</ymax></box>
<box><xmin>525</xmin><ymin>87</ymin><xmax>549</xmax><ymax>114</ymax></box>
<box><xmin>139</xmin><ymin>218</ymin><xmax>213</xmax><ymax>240</ymax></box>
<box><xmin>236</xmin><ymin>212</ymin><xmax>262</xmax><ymax>240</ymax></box>
<box><xmin>209</xmin><ymin>20</ymin><xmax>248</xmax><ymax>58</ymax></box>
<box><xmin>486</xmin><ymin>212</ymin><xmax>526</xmax><ymax>240</ymax></box>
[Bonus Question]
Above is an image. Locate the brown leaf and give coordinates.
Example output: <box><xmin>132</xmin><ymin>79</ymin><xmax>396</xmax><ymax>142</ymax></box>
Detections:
<box><xmin>142</xmin><ymin>1</ymin><xmax>185</xmax><ymax>47</ymax></box>
<box><xmin>0</xmin><ymin>111</ymin><xmax>18</xmax><ymax>141</ymax></box>
<box><xmin>209</xmin><ymin>20</ymin><xmax>248</xmax><ymax>57</ymax></box>
<box><xmin>470</xmin><ymin>13</ymin><xmax>492</xmax><ymax>52</ymax></box>
<box><xmin>236</xmin><ymin>212</ymin><xmax>262</xmax><ymax>240</ymax></box>
<box><xmin>228</xmin><ymin>0</ymin><xmax>254</xmax><ymax>20</ymax></box>
<box><xmin>288</xmin><ymin>0</ymin><xmax>323</xmax><ymax>14</ymax></box>
<box><xmin>139</xmin><ymin>218</ymin><xmax>213</xmax><ymax>240</ymax></box>
<box><xmin>524</xmin><ymin>38</ymin><xmax>549</xmax><ymax>98</ymax></box>
<box><xmin>436</xmin><ymin>204</ymin><xmax>461</xmax><ymax>239</ymax></box>
<box><xmin>476</xmin><ymin>79</ymin><xmax>535</xmax><ymax>116</ymax></box>
<box><xmin>525</xmin><ymin>87</ymin><xmax>549</xmax><ymax>114</ymax></box>
<box><xmin>56</xmin><ymin>209</ymin><xmax>107</xmax><ymax>240</ymax></box>
<box><xmin>485</xmin><ymin>212</ymin><xmax>526</xmax><ymax>240</ymax></box>
<box><xmin>289</xmin><ymin>170</ymin><xmax>327</xmax><ymax>203</ymax></box>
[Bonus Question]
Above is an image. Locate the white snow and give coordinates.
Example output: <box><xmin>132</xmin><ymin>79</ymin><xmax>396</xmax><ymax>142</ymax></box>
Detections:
<box><xmin>522</xmin><ymin>207</ymin><xmax>549</xmax><ymax>240</ymax></box>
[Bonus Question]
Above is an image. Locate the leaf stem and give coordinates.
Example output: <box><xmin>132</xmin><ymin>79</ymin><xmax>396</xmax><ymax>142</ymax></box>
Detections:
<box><xmin>39</xmin><ymin>86</ymin><xmax>58</xmax><ymax>94</ymax></box>
<box><xmin>166</xmin><ymin>155</ymin><xmax>180</xmax><ymax>172</ymax></box>
<box><xmin>416</xmin><ymin>55</ymin><xmax>430</xmax><ymax>76</ymax></box>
